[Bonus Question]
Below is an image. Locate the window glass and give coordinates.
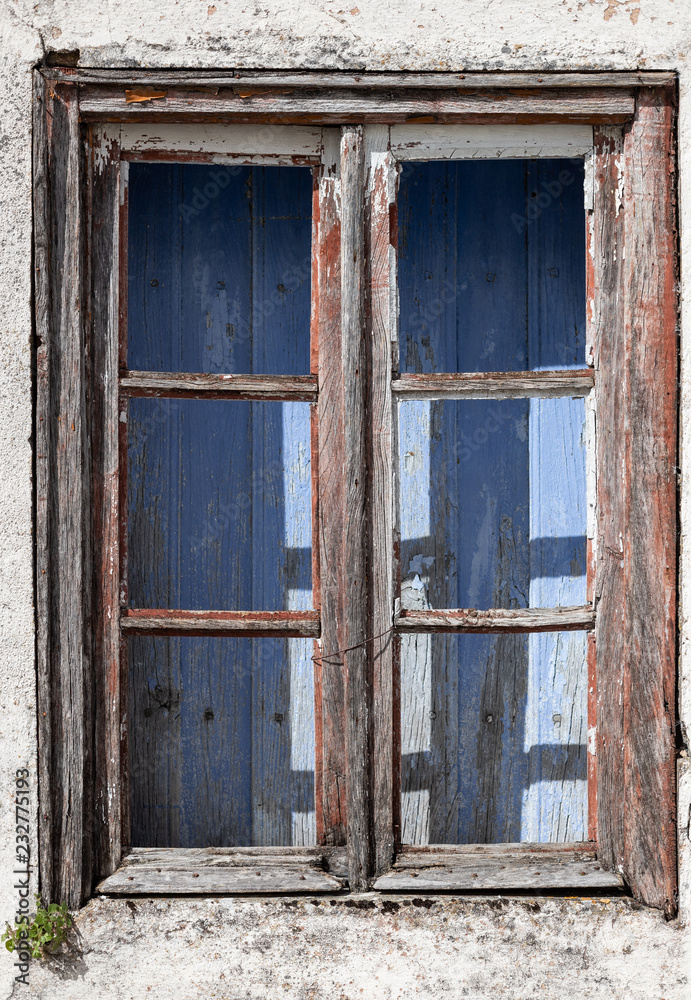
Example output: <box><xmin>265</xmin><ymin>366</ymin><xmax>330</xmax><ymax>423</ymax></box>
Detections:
<box><xmin>398</xmin><ymin>159</ymin><xmax>586</xmax><ymax>373</ymax></box>
<box><xmin>399</xmin><ymin>397</ymin><xmax>587</xmax><ymax>611</ymax></box>
<box><xmin>400</xmin><ymin>631</ymin><xmax>587</xmax><ymax>844</ymax></box>
<box><xmin>398</xmin><ymin>157</ymin><xmax>588</xmax><ymax>846</ymax></box>
<box><xmin>129</xmin><ymin>636</ymin><xmax>315</xmax><ymax>847</ymax></box>
<box><xmin>128</xmin><ymin>399</ymin><xmax>313</xmax><ymax>611</ymax></box>
<box><xmin>128</xmin><ymin>164</ymin><xmax>312</xmax><ymax>375</ymax></box>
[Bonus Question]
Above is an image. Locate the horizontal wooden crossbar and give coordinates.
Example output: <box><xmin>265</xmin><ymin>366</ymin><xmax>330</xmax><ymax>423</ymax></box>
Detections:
<box><xmin>395</xmin><ymin>605</ymin><xmax>595</xmax><ymax>634</ymax></box>
<box><xmin>45</xmin><ymin>68</ymin><xmax>675</xmax><ymax>88</ymax></box>
<box><xmin>392</xmin><ymin>370</ymin><xmax>595</xmax><ymax>400</ymax></box>
<box><xmin>121</xmin><ymin>609</ymin><xmax>321</xmax><ymax>637</ymax></box>
<box><xmin>78</xmin><ymin>87</ymin><xmax>635</xmax><ymax>125</ymax></box>
<box><xmin>120</xmin><ymin>371</ymin><xmax>318</xmax><ymax>401</ymax></box>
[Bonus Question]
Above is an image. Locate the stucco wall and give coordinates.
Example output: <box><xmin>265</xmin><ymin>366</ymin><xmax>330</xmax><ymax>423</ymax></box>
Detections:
<box><xmin>1</xmin><ymin>1</ymin><xmax>690</xmax><ymax>997</ymax></box>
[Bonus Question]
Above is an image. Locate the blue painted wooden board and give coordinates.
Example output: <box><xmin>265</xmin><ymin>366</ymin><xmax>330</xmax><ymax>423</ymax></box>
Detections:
<box><xmin>127</xmin><ymin>165</ymin><xmax>315</xmax><ymax>847</ymax></box>
<box><xmin>398</xmin><ymin>160</ymin><xmax>587</xmax><ymax>844</ymax></box>
<box><xmin>127</xmin><ymin>163</ymin><xmax>312</xmax><ymax>374</ymax></box>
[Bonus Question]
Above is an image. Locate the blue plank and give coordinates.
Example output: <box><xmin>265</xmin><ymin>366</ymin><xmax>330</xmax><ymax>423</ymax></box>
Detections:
<box><xmin>127</xmin><ymin>163</ymin><xmax>311</xmax><ymax>374</ymax></box>
<box><xmin>398</xmin><ymin>159</ymin><xmax>587</xmax><ymax>844</ymax></box>
<box><xmin>127</xmin><ymin>165</ymin><xmax>315</xmax><ymax>847</ymax></box>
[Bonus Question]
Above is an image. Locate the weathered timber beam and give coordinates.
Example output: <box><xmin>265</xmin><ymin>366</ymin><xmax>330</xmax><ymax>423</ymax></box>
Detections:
<box><xmin>97</xmin><ymin>850</ymin><xmax>344</xmax><ymax>894</ymax></box>
<box><xmin>45</xmin><ymin>67</ymin><xmax>674</xmax><ymax>88</ymax></box>
<box><xmin>395</xmin><ymin>605</ymin><xmax>595</xmax><ymax>634</ymax></box>
<box><xmin>374</xmin><ymin>848</ymin><xmax>623</xmax><ymax>891</ymax></box>
<box><xmin>340</xmin><ymin>124</ymin><xmax>372</xmax><ymax>893</ymax></box>
<box><xmin>397</xmin><ymin>841</ymin><xmax>598</xmax><ymax>858</ymax></box>
<box><xmin>121</xmin><ymin>609</ymin><xmax>321</xmax><ymax>638</ymax></box>
<box><xmin>120</xmin><ymin>371</ymin><xmax>318</xmax><ymax>401</ymax></box>
<box><xmin>77</xmin><ymin>88</ymin><xmax>635</xmax><ymax>125</ymax></box>
<box><xmin>392</xmin><ymin>369</ymin><xmax>594</xmax><ymax>400</ymax></box>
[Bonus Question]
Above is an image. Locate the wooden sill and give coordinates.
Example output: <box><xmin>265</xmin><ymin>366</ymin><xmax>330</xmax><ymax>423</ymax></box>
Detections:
<box><xmin>97</xmin><ymin>847</ymin><xmax>347</xmax><ymax>895</ymax></box>
<box><xmin>374</xmin><ymin>844</ymin><xmax>624</xmax><ymax>892</ymax></box>
<box><xmin>98</xmin><ymin>844</ymin><xmax>623</xmax><ymax>895</ymax></box>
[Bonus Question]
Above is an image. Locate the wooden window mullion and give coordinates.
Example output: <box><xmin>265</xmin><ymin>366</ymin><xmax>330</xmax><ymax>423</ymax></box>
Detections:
<box><xmin>89</xmin><ymin>124</ymin><xmax>124</xmax><ymax>884</ymax></box>
<box><xmin>340</xmin><ymin>125</ymin><xmax>372</xmax><ymax>891</ymax></box>
<box><xmin>316</xmin><ymin>132</ymin><xmax>347</xmax><ymax>849</ymax></box>
<box><xmin>366</xmin><ymin>127</ymin><xmax>399</xmax><ymax>875</ymax></box>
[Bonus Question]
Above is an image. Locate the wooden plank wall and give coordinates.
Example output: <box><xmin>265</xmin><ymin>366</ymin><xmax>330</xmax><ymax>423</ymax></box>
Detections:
<box><xmin>127</xmin><ymin>164</ymin><xmax>317</xmax><ymax>847</ymax></box>
<box><xmin>397</xmin><ymin>159</ymin><xmax>589</xmax><ymax>844</ymax></box>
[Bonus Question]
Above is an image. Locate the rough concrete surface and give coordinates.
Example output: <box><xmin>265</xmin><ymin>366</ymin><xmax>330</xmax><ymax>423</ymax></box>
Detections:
<box><xmin>17</xmin><ymin>896</ymin><xmax>691</xmax><ymax>1000</ymax></box>
<box><xmin>1</xmin><ymin>0</ymin><xmax>691</xmax><ymax>997</ymax></box>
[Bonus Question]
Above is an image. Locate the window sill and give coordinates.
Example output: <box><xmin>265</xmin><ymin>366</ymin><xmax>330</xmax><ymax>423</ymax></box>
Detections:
<box><xmin>374</xmin><ymin>844</ymin><xmax>623</xmax><ymax>892</ymax></box>
<box><xmin>97</xmin><ymin>844</ymin><xmax>623</xmax><ymax>896</ymax></box>
<box><xmin>97</xmin><ymin>847</ymin><xmax>347</xmax><ymax>895</ymax></box>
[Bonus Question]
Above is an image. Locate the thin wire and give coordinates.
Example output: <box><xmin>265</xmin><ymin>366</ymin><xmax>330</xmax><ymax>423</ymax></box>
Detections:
<box><xmin>311</xmin><ymin>626</ymin><xmax>395</xmax><ymax>665</ymax></box>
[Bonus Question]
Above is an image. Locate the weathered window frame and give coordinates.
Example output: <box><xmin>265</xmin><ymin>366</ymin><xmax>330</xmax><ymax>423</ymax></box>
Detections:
<box><xmin>34</xmin><ymin>69</ymin><xmax>678</xmax><ymax>915</ymax></box>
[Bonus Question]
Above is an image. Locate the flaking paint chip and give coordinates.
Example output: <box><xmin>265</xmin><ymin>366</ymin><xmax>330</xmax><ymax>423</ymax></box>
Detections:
<box><xmin>125</xmin><ymin>89</ymin><xmax>167</xmax><ymax>104</ymax></box>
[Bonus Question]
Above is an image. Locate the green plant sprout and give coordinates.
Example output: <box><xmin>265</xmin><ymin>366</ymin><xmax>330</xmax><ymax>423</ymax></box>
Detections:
<box><xmin>2</xmin><ymin>894</ymin><xmax>72</xmax><ymax>959</ymax></box>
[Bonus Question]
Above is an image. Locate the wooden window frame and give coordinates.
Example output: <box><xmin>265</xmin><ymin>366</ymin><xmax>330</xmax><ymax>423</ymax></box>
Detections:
<box><xmin>34</xmin><ymin>68</ymin><xmax>678</xmax><ymax>915</ymax></box>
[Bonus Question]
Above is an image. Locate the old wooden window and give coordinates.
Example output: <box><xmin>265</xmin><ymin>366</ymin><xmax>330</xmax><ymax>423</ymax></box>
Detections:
<box><xmin>35</xmin><ymin>71</ymin><xmax>677</xmax><ymax>915</ymax></box>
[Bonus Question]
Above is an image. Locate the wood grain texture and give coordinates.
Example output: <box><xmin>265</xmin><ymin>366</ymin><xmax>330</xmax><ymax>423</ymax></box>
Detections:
<box><xmin>97</xmin><ymin>849</ymin><xmax>344</xmax><ymax>894</ymax></box>
<box><xmin>54</xmin><ymin>67</ymin><xmax>673</xmax><ymax>87</ymax></box>
<box><xmin>374</xmin><ymin>851</ymin><xmax>623</xmax><ymax>891</ymax></box>
<box><xmin>367</xmin><ymin>130</ymin><xmax>397</xmax><ymax>876</ymax></box>
<box><xmin>121</xmin><ymin>372</ymin><xmax>318</xmax><ymax>400</ymax></box>
<box><xmin>316</xmin><ymin>137</ymin><xmax>347</xmax><ymax>849</ymax></box>
<box><xmin>393</xmin><ymin>370</ymin><xmax>593</xmax><ymax>399</ymax></box>
<box><xmin>78</xmin><ymin>87</ymin><xmax>635</xmax><ymax>125</ymax></box>
<box><xmin>396</xmin><ymin>607</ymin><xmax>593</xmax><ymax>633</ymax></box>
<box><xmin>34</xmin><ymin>69</ymin><xmax>54</xmax><ymax>908</ymax></box>
<box><xmin>122</xmin><ymin>610</ymin><xmax>320</xmax><ymax>636</ymax></box>
<box><xmin>88</xmin><ymin>124</ymin><xmax>123</xmax><ymax>882</ymax></box>
<box><xmin>594</xmin><ymin>92</ymin><xmax>678</xmax><ymax>915</ymax></box>
<box><xmin>341</xmin><ymin>126</ymin><xmax>372</xmax><ymax>892</ymax></box>
<box><xmin>34</xmin><ymin>75</ymin><xmax>91</xmax><ymax>909</ymax></box>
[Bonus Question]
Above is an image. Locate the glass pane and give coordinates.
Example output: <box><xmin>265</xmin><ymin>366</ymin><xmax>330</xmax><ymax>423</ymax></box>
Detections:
<box><xmin>128</xmin><ymin>399</ymin><xmax>312</xmax><ymax>610</ymax></box>
<box><xmin>398</xmin><ymin>159</ymin><xmax>585</xmax><ymax>373</ymax></box>
<box><xmin>128</xmin><ymin>164</ymin><xmax>312</xmax><ymax>374</ymax></box>
<box><xmin>129</xmin><ymin>636</ymin><xmax>315</xmax><ymax>847</ymax></box>
<box><xmin>399</xmin><ymin>397</ymin><xmax>586</xmax><ymax>610</ymax></box>
<box><xmin>400</xmin><ymin>631</ymin><xmax>587</xmax><ymax>844</ymax></box>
